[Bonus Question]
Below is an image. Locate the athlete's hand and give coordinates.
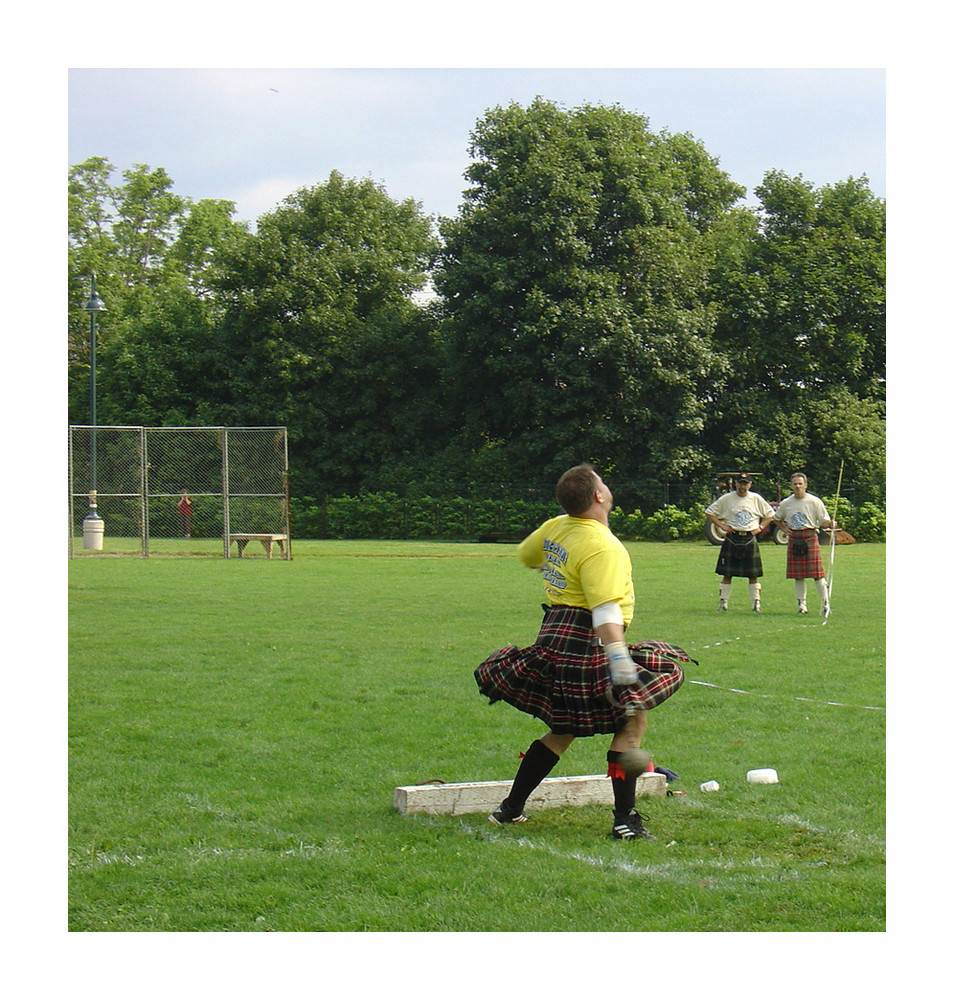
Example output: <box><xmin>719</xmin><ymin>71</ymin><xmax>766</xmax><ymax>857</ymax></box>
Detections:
<box><xmin>605</xmin><ymin>641</ymin><xmax>638</xmax><ymax>686</ymax></box>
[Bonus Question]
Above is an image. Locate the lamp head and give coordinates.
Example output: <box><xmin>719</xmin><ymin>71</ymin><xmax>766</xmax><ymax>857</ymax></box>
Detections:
<box><xmin>83</xmin><ymin>274</ymin><xmax>106</xmax><ymax>312</ymax></box>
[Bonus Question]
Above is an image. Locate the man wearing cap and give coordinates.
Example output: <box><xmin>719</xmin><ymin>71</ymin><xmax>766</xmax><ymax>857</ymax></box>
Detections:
<box><xmin>704</xmin><ymin>475</ymin><xmax>775</xmax><ymax>612</ymax></box>
<box><xmin>772</xmin><ymin>472</ymin><xmax>835</xmax><ymax>615</ymax></box>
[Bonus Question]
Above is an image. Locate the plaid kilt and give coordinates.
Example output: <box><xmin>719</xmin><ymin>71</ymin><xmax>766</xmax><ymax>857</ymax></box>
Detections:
<box><xmin>786</xmin><ymin>528</ymin><xmax>825</xmax><ymax>579</ymax></box>
<box><xmin>474</xmin><ymin>605</ymin><xmax>694</xmax><ymax>736</ymax></box>
<box><xmin>715</xmin><ymin>532</ymin><xmax>763</xmax><ymax>578</ymax></box>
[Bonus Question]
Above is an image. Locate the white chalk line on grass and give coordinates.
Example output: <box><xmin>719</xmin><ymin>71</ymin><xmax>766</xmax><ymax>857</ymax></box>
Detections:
<box><xmin>687</xmin><ymin>622</ymin><xmax>885</xmax><ymax>711</ymax></box>
<box><xmin>697</xmin><ymin>618</ymin><xmax>830</xmax><ymax>655</ymax></box>
<box><xmin>68</xmin><ymin>840</ymin><xmax>333</xmax><ymax>872</ymax></box>
<box><xmin>688</xmin><ymin>678</ymin><xmax>884</xmax><ymax>711</ymax></box>
<box><xmin>458</xmin><ymin>818</ymin><xmax>688</xmax><ymax>882</ymax></box>
<box><xmin>776</xmin><ymin>812</ymin><xmax>885</xmax><ymax>850</ymax></box>
<box><xmin>456</xmin><ymin>819</ymin><xmax>835</xmax><ymax>887</ymax></box>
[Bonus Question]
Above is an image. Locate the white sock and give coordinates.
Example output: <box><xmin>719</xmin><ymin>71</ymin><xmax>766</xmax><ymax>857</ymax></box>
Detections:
<box><xmin>795</xmin><ymin>580</ymin><xmax>807</xmax><ymax>603</ymax></box>
<box><xmin>815</xmin><ymin>579</ymin><xmax>829</xmax><ymax>603</ymax></box>
<box><xmin>719</xmin><ymin>583</ymin><xmax>732</xmax><ymax>603</ymax></box>
<box><xmin>748</xmin><ymin>582</ymin><xmax>761</xmax><ymax>603</ymax></box>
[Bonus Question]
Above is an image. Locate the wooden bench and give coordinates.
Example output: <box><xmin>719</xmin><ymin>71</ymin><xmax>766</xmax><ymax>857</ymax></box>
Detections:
<box><xmin>228</xmin><ymin>533</ymin><xmax>288</xmax><ymax>559</ymax></box>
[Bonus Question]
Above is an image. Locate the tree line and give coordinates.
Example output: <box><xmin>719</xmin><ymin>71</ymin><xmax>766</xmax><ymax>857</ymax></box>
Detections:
<box><xmin>68</xmin><ymin>97</ymin><xmax>885</xmax><ymax>508</ymax></box>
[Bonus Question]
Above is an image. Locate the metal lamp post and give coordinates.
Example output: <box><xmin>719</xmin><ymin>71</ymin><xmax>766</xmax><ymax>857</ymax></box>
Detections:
<box><xmin>82</xmin><ymin>275</ymin><xmax>107</xmax><ymax>549</ymax></box>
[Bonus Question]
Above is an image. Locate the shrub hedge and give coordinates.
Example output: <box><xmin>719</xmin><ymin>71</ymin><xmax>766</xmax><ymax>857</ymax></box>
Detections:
<box><xmin>288</xmin><ymin>494</ymin><xmax>886</xmax><ymax>543</ymax></box>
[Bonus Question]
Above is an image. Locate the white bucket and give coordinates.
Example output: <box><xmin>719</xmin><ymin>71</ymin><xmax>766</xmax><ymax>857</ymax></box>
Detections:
<box><xmin>746</xmin><ymin>768</ymin><xmax>779</xmax><ymax>784</ymax></box>
<box><xmin>83</xmin><ymin>516</ymin><xmax>105</xmax><ymax>550</ymax></box>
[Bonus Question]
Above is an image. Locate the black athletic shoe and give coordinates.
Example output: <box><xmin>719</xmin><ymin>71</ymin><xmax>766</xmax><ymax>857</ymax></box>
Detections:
<box><xmin>488</xmin><ymin>802</ymin><xmax>528</xmax><ymax>825</ymax></box>
<box><xmin>611</xmin><ymin>809</ymin><xmax>656</xmax><ymax>840</ymax></box>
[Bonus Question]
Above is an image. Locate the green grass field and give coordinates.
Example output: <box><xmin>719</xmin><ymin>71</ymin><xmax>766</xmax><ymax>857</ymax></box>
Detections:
<box><xmin>68</xmin><ymin>539</ymin><xmax>885</xmax><ymax>933</ymax></box>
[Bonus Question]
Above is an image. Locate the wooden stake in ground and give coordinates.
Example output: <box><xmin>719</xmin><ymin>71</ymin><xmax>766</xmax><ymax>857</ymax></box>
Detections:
<box><xmin>825</xmin><ymin>459</ymin><xmax>845</xmax><ymax>622</ymax></box>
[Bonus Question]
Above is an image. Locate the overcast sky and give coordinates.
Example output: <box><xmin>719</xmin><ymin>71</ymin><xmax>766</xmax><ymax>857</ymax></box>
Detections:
<box><xmin>68</xmin><ymin>67</ymin><xmax>885</xmax><ymax>226</ymax></box>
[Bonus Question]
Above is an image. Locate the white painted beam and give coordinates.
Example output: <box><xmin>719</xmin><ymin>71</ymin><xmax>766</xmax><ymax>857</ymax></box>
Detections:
<box><xmin>393</xmin><ymin>772</ymin><xmax>668</xmax><ymax>816</ymax></box>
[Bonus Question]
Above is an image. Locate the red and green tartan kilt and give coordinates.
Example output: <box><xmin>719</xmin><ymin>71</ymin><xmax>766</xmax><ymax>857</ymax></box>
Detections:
<box><xmin>715</xmin><ymin>532</ymin><xmax>764</xmax><ymax>578</ymax></box>
<box><xmin>786</xmin><ymin>528</ymin><xmax>826</xmax><ymax>579</ymax></box>
<box><xmin>474</xmin><ymin>605</ymin><xmax>694</xmax><ymax>736</ymax></box>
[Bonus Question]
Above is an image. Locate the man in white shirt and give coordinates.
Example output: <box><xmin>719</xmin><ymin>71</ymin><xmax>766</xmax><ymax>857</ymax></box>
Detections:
<box><xmin>704</xmin><ymin>475</ymin><xmax>775</xmax><ymax>612</ymax></box>
<box><xmin>772</xmin><ymin>472</ymin><xmax>835</xmax><ymax>615</ymax></box>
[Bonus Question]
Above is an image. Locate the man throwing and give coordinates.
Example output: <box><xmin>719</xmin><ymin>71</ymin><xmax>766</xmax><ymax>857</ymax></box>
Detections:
<box><xmin>704</xmin><ymin>474</ymin><xmax>775</xmax><ymax>612</ymax></box>
<box><xmin>773</xmin><ymin>472</ymin><xmax>835</xmax><ymax>616</ymax></box>
<box><xmin>474</xmin><ymin>464</ymin><xmax>693</xmax><ymax>841</ymax></box>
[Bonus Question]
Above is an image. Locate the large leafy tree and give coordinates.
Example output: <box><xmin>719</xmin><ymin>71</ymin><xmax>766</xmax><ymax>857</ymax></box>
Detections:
<box><xmin>707</xmin><ymin>171</ymin><xmax>886</xmax><ymax>485</ymax></box>
<box><xmin>68</xmin><ymin>141</ymin><xmax>886</xmax><ymax>503</ymax></box>
<box><xmin>211</xmin><ymin>171</ymin><xmax>443</xmax><ymax>495</ymax></box>
<box><xmin>434</xmin><ymin>99</ymin><xmax>743</xmax><ymax>492</ymax></box>
<box><xmin>716</xmin><ymin>171</ymin><xmax>885</xmax><ymax>399</ymax></box>
<box><xmin>69</xmin><ymin>157</ymin><xmax>188</xmax><ymax>306</ymax></box>
<box><xmin>68</xmin><ymin>157</ymin><xmax>247</xmax><ymax>425</ymax></box>
<box><xmin>94</xmin><ymin>279</ymin><xmax>225</xmax><ymax>427</ymax></box>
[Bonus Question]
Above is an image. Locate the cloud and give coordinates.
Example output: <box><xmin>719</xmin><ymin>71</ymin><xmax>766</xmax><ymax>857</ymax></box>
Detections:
<box><xmin>69</xmin><ymin>67</ymin><xmax>885</xmax><ymax>228</ymax></box>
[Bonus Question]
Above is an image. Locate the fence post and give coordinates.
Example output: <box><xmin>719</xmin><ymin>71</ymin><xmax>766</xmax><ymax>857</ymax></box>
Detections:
<box><xmin>68</xmin><ymin>428</ymin><xmax>75</xmax><ymax>559</ymax></box>
<box><xmin>221</xmin><ymin>427</ymin><xmax>230</xmax><ymax>558</ymax></box>
<box><xmin>140</xmin><ymin>426</ymin><xmax>149</xmax><ymax>558</ymax></box>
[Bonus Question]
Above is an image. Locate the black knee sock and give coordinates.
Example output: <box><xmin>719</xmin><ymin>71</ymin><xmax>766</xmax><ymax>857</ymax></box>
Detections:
<box><xmin>607</xmin><ymin>750</ymin><xmax>637</xmax><ymax>819</ymax></box>
<box><xmin>503</xmin><ymin>740</ymin><xmax>561</xmax><ymax>812</ymax></box>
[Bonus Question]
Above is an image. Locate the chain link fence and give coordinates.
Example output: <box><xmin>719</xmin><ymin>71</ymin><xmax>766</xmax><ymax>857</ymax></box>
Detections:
<box><xmin>68</xmin><ymin>427</ymin><xmax>290</xmax><ymax>558</ymax></box>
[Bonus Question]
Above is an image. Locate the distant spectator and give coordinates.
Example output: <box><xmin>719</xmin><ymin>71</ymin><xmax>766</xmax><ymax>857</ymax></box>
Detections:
<box><xmin>177</xmin><ymin>491</ymin><xmax>194</xmax><ymax>538</ymax></box>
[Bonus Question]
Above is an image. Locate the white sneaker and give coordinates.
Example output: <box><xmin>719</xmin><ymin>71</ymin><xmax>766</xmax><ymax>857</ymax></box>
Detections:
<box><xmin>752</xmin><ymin>600</ymin><xmax>761</xmax><ymax>613</ymax></box>
<box><xmin>718</xmin><ymin>598</ymin><xmax>728</xmax><ymax>612</ymax></box>
<box><xmin>797</xmin><ymin>602</ymin><xmax>808</xmax><ymax>614</ymax></box>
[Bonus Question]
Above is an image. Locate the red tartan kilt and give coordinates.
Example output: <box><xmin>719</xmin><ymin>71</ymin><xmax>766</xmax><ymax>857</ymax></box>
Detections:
<box><xmin>786</xmin><ymin>528</ymin><xmax>826</xmax><ymax>579</ymax></box>
<box><xmin>474</xmin><ymin>606</ymin><xmax>693</xmax><ymax>736</ymax></box>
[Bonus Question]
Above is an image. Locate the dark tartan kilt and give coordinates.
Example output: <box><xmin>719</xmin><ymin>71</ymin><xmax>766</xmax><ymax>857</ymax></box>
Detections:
<box><xmin>786</xmin><ymin>528</ymin><xmax>825</xmax><ymax>579</ymax></box>
<box><xmin>474</xmin><ymin>605</ymin><xmax>694</xmax><ymax>736</ymax></box>
<box><xmin>715</xmin><ymin>533</ymin><xmax>763</xmax><ymax>578</ymax></box>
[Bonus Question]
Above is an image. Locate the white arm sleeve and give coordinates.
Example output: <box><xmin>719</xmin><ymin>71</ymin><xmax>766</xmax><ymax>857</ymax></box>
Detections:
<box><xmin>591</xmin><ymin>601</ymin><xmax>624</xmax><ymax>628</ymax></box>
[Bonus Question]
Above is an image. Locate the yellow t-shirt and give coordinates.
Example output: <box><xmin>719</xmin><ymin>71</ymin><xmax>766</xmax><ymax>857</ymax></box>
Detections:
<box><xmin>518</xmin><ymin>515</ymin><xmax>635</xmax><ymax>625</ymax></box>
